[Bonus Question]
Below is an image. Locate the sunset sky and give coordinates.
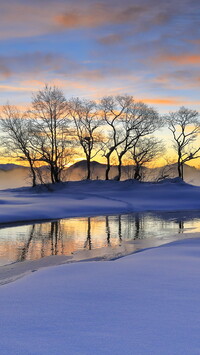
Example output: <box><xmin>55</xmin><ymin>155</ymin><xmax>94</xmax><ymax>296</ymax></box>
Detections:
<box><xmin>1</xmin><ymin>0</ymin><xmax>200</xmax><ymax>114</ymax></box>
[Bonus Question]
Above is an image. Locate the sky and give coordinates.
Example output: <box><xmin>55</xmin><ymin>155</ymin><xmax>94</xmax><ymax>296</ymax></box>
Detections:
<box><xmin>1</xmin><ymin>0</ymin><xmax>200</xmax><ymax>114</ymax></box>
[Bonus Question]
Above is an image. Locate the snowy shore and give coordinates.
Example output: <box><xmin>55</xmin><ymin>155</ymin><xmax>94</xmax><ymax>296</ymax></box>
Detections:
<box><xmin>0</xmin><ymin>237</ymin><xmax>200</xmax><ymax>355</ymax></box>
<box><xmin>1</xmin><ymin>178</ymin><xmax>200</xmax><ymax>225</ymax></box>
<box><xmin>1</xmin><ymin>179</ymin><xmax>200</xmax><ymax>353</ymax></box>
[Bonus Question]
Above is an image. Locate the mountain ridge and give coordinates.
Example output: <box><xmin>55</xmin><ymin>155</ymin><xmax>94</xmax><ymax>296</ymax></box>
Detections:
<box><xmin>0</xmin><ymin>160</ymin><xmax>200</xmax><ymax>189</ymax></box>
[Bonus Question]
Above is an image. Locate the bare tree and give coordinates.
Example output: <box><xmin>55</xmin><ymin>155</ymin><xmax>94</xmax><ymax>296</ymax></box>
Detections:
<box><xmin>115</xmin><ymin>102</ymin><xmax>160</xmax><ymax>180</ymax></box>
<box><xmin>155</xmin><ymin>157</ymin><xmax>176</xmax><ymax>182</ymax></box>
<box><xmin>99</xmin><ymin>95</ymin><xmax>134</xmax><ymax>180</ymax></box>
<box><xmin>166</xmin><ymin>107</ymin><xmax>200</xmax><ymax>180</ymax></box>
<box><xmin>68</xmin><ymin>98</ymin><xmax>102</xmax><ymax>180</ymax></box>
<box><xmin>30</xmin><ymin>85</ymin><xmax>71</xmax><ymax>184</ymax></box>
<box><xmin>0</xmin><ymin>104</ymin><xmax>37</xmax><ymax>187</ymax></box>
<box><xmin>129</xmin><ymin>137</ymin><xmax>163</xmax><ymax>180</ymax></box>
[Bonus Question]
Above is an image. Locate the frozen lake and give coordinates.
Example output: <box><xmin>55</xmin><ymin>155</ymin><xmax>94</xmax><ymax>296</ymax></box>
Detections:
<box><xmin>1</xmin><ymin>211</ymin><xmax>200</xmax><ymax>266</ymax></box>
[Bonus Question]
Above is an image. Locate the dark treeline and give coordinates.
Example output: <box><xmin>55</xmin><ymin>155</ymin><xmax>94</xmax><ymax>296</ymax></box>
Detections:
<box><xmin>1</xmin><ymin>85</ymin><xmax>200</xmax><ymax>186</ymax></box>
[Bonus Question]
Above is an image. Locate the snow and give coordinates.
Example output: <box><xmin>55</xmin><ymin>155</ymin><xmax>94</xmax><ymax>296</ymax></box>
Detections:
<box><xmin>0</xmin><ymin>237</ymin><xmax>200</xmax><ymax>354</ymax></box>
<box><xmin>0</xmin><ymin>178</ymin><xmax>200</xmax><ymax>225</ymax></box>
<box><xmin>1</xmin><ymin>178</ymin><xmax>200</xmax><ymax>353</ymax></box>
<box><xmin>1</xmin><ymin>229</ymin><xmax>198</xmax><ymax>286</ymax></box>
<box><xmin>0</xmin><ymin>241</ymin><xmax>139</xmax><ymax>285</ymax></box>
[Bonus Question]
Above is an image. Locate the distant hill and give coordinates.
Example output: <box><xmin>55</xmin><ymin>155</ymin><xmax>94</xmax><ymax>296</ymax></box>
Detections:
<box><xmin>0</xmin><ymin>160</ymin><xmax>200</xmax><ymax>189</ymax></box>
<box><xmin>65</xmin><ymin>160</ymin><xmax>141</xmax><ymax>181</ymax></box>
<box><xmin>66</xmin><ymin>160</ymin><xmax>116</xmax><ymax>180</ymax></box>
<box><xmin>65</xmin><ymin>160</ymin><xmax>200</xmax><ymax>185</ymax></box>
<box><xmin>0</xmin><ymin>163</ymin><xmax>27</xmax><ymax>171</ymax></box>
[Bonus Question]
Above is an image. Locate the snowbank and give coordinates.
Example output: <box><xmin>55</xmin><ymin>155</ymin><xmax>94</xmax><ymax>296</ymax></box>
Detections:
<box><xmin>0</xmin><ymin>237</ymin><xmax>200</xmax><ymax>355</ymax></box>
<box><xmin>0</xmin><ymin>179</ymin><xmax>200</xmax><ymax>225</ymax></box>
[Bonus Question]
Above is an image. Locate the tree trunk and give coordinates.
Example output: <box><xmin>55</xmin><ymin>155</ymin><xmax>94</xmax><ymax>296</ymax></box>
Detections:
<box><xmin>31</xmin><ymin>167</ymin><xmax>37</xmax><ymax>187</ymax></box>
<box><xmin>177</xmin><ymin>159</ymin><xmax>182</xmax><ymax>179</ymax></box>
<box><xmin>177</xmin><ymin>149</ymin><xmax>183</xmax><ymax>179</ymax></box>
<box><xmin>181</xmin><ymin>163</ymin><xmax>184</xmax><ymax>180</ymax></box>
<box><xmin>105</xmin><ymin>155</ymin><xmax>111</xmax><ymax>180</ymax></box>
<box><xmin>86</xmin><ymin>157</ymin><xmax>91</xmax><ymax>180</ymax></box>
<box><xmin>50</xmin><ymin>165</ymin><xmax>55</xmax><ymax>184</ymax></box>
<box><xmin>134</xmin><ymin>164</ymin><xmax>141</xmax><ymax>180</ymax></box>
<box><xmin>28</xmin><ymin>158</ymin><xmax>36</xmax><ymax>187</ymax></box>
<box><xmin>54</xmin><ymin>166</ymin><xmax>61</xmax><ymax>183</ymax></box>
<box><xmin>116</xmin><ymin>156</ymin><xmax>122</xmax><ymax>181</ymax></box>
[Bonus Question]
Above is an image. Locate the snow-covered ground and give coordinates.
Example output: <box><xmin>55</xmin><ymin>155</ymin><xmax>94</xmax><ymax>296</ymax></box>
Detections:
<box><xmin>1</xmin><ymin>178</ymin><xmax>200</xmax><ymax>225</ymax></box>
<box><xmin>0</xmin><ymin>237</ymin><xmax>200</xmax><ymax>355</ymax></box>
<box><xmin>1</xmin><ymin>179</ymin><xmax>200</xmax><ymax>354</ymax></box>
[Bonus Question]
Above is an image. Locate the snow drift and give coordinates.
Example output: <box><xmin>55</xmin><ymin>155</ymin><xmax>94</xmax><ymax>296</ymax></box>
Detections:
<box><xmin>0</xmin><ymin>178</ymin><xmax>200</xmax><ymax>225</ymax></box>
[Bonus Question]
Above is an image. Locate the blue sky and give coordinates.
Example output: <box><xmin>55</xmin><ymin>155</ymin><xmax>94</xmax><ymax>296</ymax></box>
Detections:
<box><xmin>1</xmin><ymin>0</ymin><xmax>200</xmax><ymax>113</ymax></box>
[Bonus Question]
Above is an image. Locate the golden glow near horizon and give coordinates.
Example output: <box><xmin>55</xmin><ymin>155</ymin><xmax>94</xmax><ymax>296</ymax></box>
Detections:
<box><xmin>1</xmin><ymin>144</ymin><xmax>200</xmax><ymax>169</ymax></box>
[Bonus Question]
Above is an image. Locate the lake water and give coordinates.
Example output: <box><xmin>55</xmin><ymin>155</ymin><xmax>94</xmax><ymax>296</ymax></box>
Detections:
<box><xmin>1</xmin><ymin>211</ymin><xmax>200</xmax><ymax>266</ymax></box>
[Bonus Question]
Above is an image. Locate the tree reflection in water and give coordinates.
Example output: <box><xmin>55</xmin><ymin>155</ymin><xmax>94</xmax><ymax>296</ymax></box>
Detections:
<box><xmin>18</xmin><ymin>224</ymin><xmax>36</xmax><ymax>261</ymax></box>
<box><xmin>1</xmin><ymin>212</ymin><xmax>198</xmax><ymax>266</ymax></box>
<box><xmin>84</xmin><ymin>217</ymin><xmax>92</xmax><ymax>250</ymax></box>
<box><xmin>118</xmin><ymin>215</ymin><xmax>122</xmax><ymax>244</ymax></box>
<box><xmin>178</xmin><ymin>220</ymin><xmax>184</xmax><ymax>233</ymax></box>
<box><xmin>106</xmin><ymin>216</ymin><xmax>111</xmax><ymax>246</ymax></box>
<box><xmin>134</xmin><ymin>214</ymin><xmax>140</xmax><ymax>240</ymax></box>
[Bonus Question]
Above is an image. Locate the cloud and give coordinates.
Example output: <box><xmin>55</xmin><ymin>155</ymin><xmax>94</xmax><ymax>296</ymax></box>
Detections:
<box><xmin>156</xmin><ymin>54</ymin><xmax>200</xmax><ymax>66</ymax></box>
<box><xmin>0</xmin><ymin>2</ymin><xmax>150</xmax><ymax>40</ymax></box>
<box><xmin>0</xmin><ymin>52</ymin><xmax>79</xmax><ymax>80</ymax></box>
<box><xmin>141</xmin><ymin>97</ymin><xmax>183</xmax><ymax>105</ymax></box>
<box><xmin>55</xmin><ymin>3</ymin><xmax>151</xmax><ymax>29</ymax></box>
<box><xmin>1</xmin><ymin>0</ymin><xmax>200</xmax><ymax>113</ymax></box>
<box><xmin>0</xmin><ymin>3</ymin><xmax>55</xmax><ymax>39</ymax></box>
<box><xmin>98</xmin><ymin>34</ymin><xmax>124</xmax><ymax>46</ymax></box>
<box><xmin>0</xmin><ymin>63</ymin><xmax>11</xmax><ymax>79</ymax></box>
<box><xmin>0</xmin><ymin>50</ymin><xmax>141</xmax><ymax>84</ymax></box>
<box><xmin>55</xmin><ymin>0</ymin><xmax>200</xmax><ymax>36</ymax></box>
<box><xmin>0</xmin><ymin>85</ymin><xmax>31</xmax><ymax>92</ymax></box>
<box><xmin>0</xmin><ymin>0</ymin><xmax>199</xmax><ymax>42</ymax></box>
<box><xmin>152</xmin><ymin>69</ymin><xmax>200</xmax><ymax>91</ymax></box>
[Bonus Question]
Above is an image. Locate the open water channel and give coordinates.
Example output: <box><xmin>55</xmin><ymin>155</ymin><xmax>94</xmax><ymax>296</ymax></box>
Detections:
<box><xmin>0</xmin><ymin>211</ymin><xmax>200</xmax><ymax>266</ymax></box>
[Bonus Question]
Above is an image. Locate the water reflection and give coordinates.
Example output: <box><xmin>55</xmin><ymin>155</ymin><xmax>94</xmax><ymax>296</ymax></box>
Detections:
<box><xmin>0</xmin><ymin>212</ymin><xmax>200</xmax><ymax>266</ymax></box>
<box><xmin>19</xmin><ymin>224</ymin><xmax>35</xmax><ymax>262</ymax></box>
<box><xmin>84</xmin><ymin>217</ymin><xmax>92</xmax><ymax>250</ymax></box>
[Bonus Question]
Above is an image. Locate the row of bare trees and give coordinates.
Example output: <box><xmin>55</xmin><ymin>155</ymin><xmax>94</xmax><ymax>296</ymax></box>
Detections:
<box><xmin>1</xmin><ymin>85</ymin><xmax>200</xmax><ymax>186</ymax></box>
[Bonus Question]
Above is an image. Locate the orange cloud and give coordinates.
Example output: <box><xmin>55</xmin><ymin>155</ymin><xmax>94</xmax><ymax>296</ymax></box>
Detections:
<box><xmin>0</xmin><ymin>63</ymin><xmax>11</xmax><ymax>79</ymax></box>
<box><xmin>55</xmin><ymin>3</ymin><xmax>150</xmax><ymax>29</ymax></box>
<box><xmin>141</xmin><ymin>98</ymin><xmax>182</xmax><ymax>105</ymax></box>
<box><xmin>0</xmin><ymin>2</ymin><xmax>149</xmax><ymax>40</ymax></box>
<box><xmin>21</xmin><ymin>80</ymin><xmax>44</xmax><ymax>87</ymax></box>
<box><xmin>1</xmin><ymin>1</ymin><xmax>147</xmax><ymax>40</ymax></box>
<box><xmin>0</xmin><ymin>85</ymin><xmax>33</xmax><ymax>92</ymax></box>
<box><xmin>156</xmin><ymin>54</ymin><xmax>200</xmax><ymax>66</ymax></box>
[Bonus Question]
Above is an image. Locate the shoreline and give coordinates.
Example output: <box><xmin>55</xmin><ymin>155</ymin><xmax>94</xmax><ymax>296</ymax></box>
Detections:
<box><xmin>0</xmin><ymin>179</ymin><xmax>200</xmax><ymax>225</ymax></box>
<box><xmin>1</xmin><ymin>232</ymin><xmax>199</xmax><ymax>286</ymax></box>
<box><xmin>1</xmin><ymin>237</ymin><xmax>200</xmax><ymax>354</ymax></box>
<box><xmin>1</xmin><ymin>208</ymin><xmax>200</xmax><ymax>229</ymax></box>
